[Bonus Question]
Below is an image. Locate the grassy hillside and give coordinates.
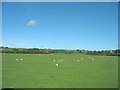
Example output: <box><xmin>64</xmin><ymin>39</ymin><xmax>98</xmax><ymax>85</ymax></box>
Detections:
<box><xmin>2</xmin><ymin>54</ymin><xmax>118</xmax><ymax>88</ymax></box>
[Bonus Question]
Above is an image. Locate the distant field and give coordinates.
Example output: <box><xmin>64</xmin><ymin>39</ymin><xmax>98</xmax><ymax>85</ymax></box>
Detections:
<box><xmin>2</xmin><ymin>54</ymin><xmax>118</xmax><ymax>88</ymax></box>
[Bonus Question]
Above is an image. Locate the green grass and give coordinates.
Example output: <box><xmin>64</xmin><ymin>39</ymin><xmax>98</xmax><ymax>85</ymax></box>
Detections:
<box><xmin>2</xmin><ymin>54</ymin><xmax>118</xmax><ymax>88</ymax></box>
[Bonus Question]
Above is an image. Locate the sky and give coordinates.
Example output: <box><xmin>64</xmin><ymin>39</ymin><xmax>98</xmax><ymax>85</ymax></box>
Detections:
<box><xmin>2</xmin><ymin>2</ymin><xmax>118</xmax><ymax>50</ymax></box>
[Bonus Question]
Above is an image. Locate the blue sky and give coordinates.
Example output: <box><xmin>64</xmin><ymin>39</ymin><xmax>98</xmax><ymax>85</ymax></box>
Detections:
<box><xmin>2</xmin><ymin>2</ymin><xmax>118</xmax><ymax>50</ymax></box>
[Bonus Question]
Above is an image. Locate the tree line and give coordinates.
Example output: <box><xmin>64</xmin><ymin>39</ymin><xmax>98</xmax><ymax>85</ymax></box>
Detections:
<box><xmin>0</xmin><ymin>46</ymin><xmax>120</xmax><ymax>56</ymax></box>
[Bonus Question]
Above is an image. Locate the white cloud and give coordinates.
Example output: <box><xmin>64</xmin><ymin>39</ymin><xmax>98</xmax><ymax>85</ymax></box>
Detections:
<box><xmin>27</xmin><ymin>19</ymin><xmax>37</xmax><ymax>27</ymax></box>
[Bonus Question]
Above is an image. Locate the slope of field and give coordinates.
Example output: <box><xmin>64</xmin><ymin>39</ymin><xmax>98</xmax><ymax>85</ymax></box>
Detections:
<box><xmin>2</xmin><ymin>54</ymin><xmax>118</xmax><ymax>88</ymax></box>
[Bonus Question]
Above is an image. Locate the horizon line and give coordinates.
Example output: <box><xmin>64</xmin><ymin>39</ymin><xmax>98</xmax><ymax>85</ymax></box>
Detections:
<box><xmin>0</xmin><ymin>46</ymin><xmax>118</xmax><ymax>51</ymax></box>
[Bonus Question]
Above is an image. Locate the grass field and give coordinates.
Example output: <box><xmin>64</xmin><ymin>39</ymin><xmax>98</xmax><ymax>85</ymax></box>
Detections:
<box><xmin>2</xmin><ymin>54</ymin><xmax>118</xmax><ymax>88</ymax></box>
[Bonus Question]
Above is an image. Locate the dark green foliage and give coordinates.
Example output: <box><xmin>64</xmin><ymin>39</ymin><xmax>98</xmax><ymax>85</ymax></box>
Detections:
<box><xmin>0</xmin><ymin>46</ymin><xmax>119</xmax><ymax>56</ymax></box>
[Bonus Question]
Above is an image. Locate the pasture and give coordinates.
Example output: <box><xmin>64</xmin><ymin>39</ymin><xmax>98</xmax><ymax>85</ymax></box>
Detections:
<box><xmin>2</xmin><ymin>54</ymin><xmax>118</xmax><ymax>88</ymax></box>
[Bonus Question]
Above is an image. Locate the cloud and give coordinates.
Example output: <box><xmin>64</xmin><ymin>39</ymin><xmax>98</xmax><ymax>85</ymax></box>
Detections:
<box><xmin>27</xmin><ymin>19</ymin><xmax>37</xmax><ymax>27</ymax></box>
